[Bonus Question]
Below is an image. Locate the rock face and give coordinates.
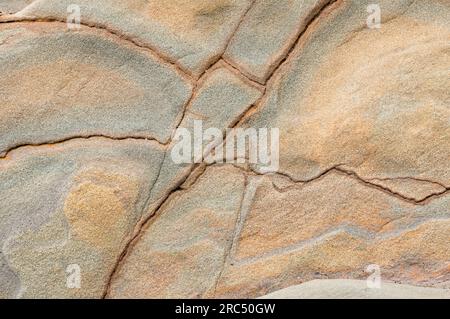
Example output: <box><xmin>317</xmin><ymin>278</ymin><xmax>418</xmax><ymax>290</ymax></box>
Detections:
<box><xmin>0</xmin><ymin>0</ymin><xmax>449</xmax><ymax>299</ymax></box>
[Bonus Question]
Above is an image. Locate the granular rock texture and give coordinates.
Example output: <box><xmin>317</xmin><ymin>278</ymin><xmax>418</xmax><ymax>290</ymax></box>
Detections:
<box><xmin>0</xmin><ymin>0</ymin><xmax>449</xmax><ymax>299</ymax></box>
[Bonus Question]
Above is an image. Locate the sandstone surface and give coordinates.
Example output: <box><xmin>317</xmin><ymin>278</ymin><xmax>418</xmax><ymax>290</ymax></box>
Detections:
<box><xmin>0</xmin><ymin>0</ymin><xmax>448</xmax><ymax>299</ymax></box>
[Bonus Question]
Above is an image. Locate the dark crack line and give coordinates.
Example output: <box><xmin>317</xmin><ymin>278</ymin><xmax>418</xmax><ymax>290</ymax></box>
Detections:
<box><xmin>0</xmin><ymin>135</ymin><xmax>166</xmax><ymax>159</ymax></box>
<box><xmin>262</xmin><ymin>0</ymin><xmax>340</xmax><ymax>85</ymax></box>
<box><xmin>368</xmin><ymin>176</ymin><xmax>448</xmax><ymax>190</ymax></box>
<box><xmin>220</xmin><ymin>0</ymin><xmax>342</xmax><ymax>126</ymax></box>
<box><xmin>0</xmin><ymin>17</ymin><xmax>193</xmax><ymax>82</ymax></box>
<box><xmin>334</xmin><ymin>167</ymin><xmax>450</xmax><ymax>205</ymax></box>
<box><xmin>101</xmin><ymin>150</ymin><xmax>168</xmax><ymax>298</ymax></box>
<box><xmin>210</xmin><ymin>173</ymin><xmax>249</xmax><ymax>297</ymax></box>
<box><xmin>220</xmin><ymin>58</ymin><xmax>265</xmax><ymax>92</ymax></box>
<box><xmin>222</xmin><ymin>160</ymin><xmax>450</xmax><ymax>206</ymax></box>
<box><xmin>102</xmin><ymin>162</ymin><xmax>203</xmax><ymax>298</ymax></box>
<box><xmin>232</xmin><ymin>217</ymin><xmax>450</xmax><ymax>267</ymax></box>
<box><xmin>192</xmin><ymin>0</ymin><xmax>257</xmax><ymax>82</ymax></box>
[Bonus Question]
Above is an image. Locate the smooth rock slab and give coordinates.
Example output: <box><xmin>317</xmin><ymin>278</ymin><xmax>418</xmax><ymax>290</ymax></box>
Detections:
<box><xmin>16</xmin><ymin>0</ymin><xmax>253</xmax><ymax>77</ymax></box>
<box><xmin>260</xmin><ymin>280</ymin><xmax>450</xmax><ymax>299</ymax></box>
<box><xmin>0</xmin><ymin>138</ymin><xmax>165</xmax><ymax>298</ymax></box>
<box><xmin>209</xmin><ymin>172</ymin><xmax>450</xmax><ymax>297</ymax></box>
<box><xmin>0</xmin><ymin>22</ymin><xmax>192</xmax><ymax>155</ymax></box>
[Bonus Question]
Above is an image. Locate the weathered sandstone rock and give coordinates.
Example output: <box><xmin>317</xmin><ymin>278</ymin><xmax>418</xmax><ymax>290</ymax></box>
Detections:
<box><xmin>108</xmin><ymin>166</ymin><xmax>246</xmax><ymax>298</ymax></box>
<box><xmin>245</xmin><ymin>0</ymin><xmax>450</xmax><ymax>201</ymax></box>
<box><xmin>224</xmin><ymin>0</ymin><xmax>330</xmax><ymax>83</ymax></box>
<box><xmin>143</xmin><ymin>64</ymin><xmax>262</xmax><ymax>223</ymax></box>
<box><xmin>0</xmin><ymin>22</ymin><xmax>192</xmax><ymax>155</ymax></box>
<box><xmin>0</xmin><ymin>138</ymin><xmax>165</xmax><ymax>298</ymax></box>
<box><xmin>213</xmin><ymin>173</ymin><xmax>450</xmax><ymax>297</ymax></box>
<box><xmin>13</xmin><ymin>0</ymin><xmax>253</xmax><ymax>77</ymax></box>
<box><xmin>0</xmin><ymin>0</ymin><xmax>448</xmax><ymax>300</ymax></box>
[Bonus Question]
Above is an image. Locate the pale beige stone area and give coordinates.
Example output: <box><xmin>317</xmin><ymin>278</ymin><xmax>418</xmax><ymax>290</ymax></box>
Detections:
<box><xmin>260</xmin><ymin>280</ymin><xmax>450</xmax><ymax>299</ymax></box>
<box><xmin>245</xmin><ymin>0</ymin><xmax>450</xmax><ymax>201</ymax></box>
<box><xmin>0</xmin><ymin>138</ymin><xmax>165</xmax><ymax>298</ymax></box>
<box><xmin>108</xmin><ymin>166</ymin><xmax>246</xmax><ymax>298</ymax></box>
<box><xmin>11</xmin><ymin>0</ymin><xmax>253</xmax><ymax>77</ymax></box>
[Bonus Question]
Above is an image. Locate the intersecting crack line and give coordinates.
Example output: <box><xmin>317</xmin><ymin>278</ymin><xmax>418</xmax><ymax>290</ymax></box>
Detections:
<box><xmin>103</xmin><ymin>158</ymin><xmax>449</xmax><ymax>295</ymax></box>
<box><xmin>102</xmin><ymin>152</ymin><xmax>450</xmax><ymax>295</ymax></box>
<box><xmin>2</xmin><ymin>0</ymin><xmax>441</xmax><ymax>296</ymax></box>
<box><xmin>221</xmin><ymin>0</ymin><xmax>343</xmax><ymax>125</ymax></box>
<box><xmin>263</xmin><ymin>0</ymin><xmax>340</xmax><ymax>83</ymax></box>
<box><xmin>275</xmin><ymin>166</ymin><xmax>450</xmax><ymax>205</ymax></box>
<box><xmin>224</xmin><ymin>0</ymin><xmax>341</xmax><ymax>85</ymax></box>
<box><xmin>191</xmin><ymin>0</ymin><xmax>257</xmax><ymax>82</ymax></box>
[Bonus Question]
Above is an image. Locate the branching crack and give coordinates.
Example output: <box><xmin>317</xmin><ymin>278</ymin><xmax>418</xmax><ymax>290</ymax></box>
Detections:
<box><xmin>335</xmin><ymin>167</ymin><xmax>450</xmax><ymax>205</ymax></box>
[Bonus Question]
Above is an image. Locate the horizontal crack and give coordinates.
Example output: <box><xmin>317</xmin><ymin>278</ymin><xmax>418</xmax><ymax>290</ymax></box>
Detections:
<box><xmin>0</xmin><ymin>135</ymin><xmax>167</xmax><ymax>160</ymax></box>
<box><xmin>222</xmin><ymin>160</ymin><xmax>450</xmax><ymax>206</ymax></box>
